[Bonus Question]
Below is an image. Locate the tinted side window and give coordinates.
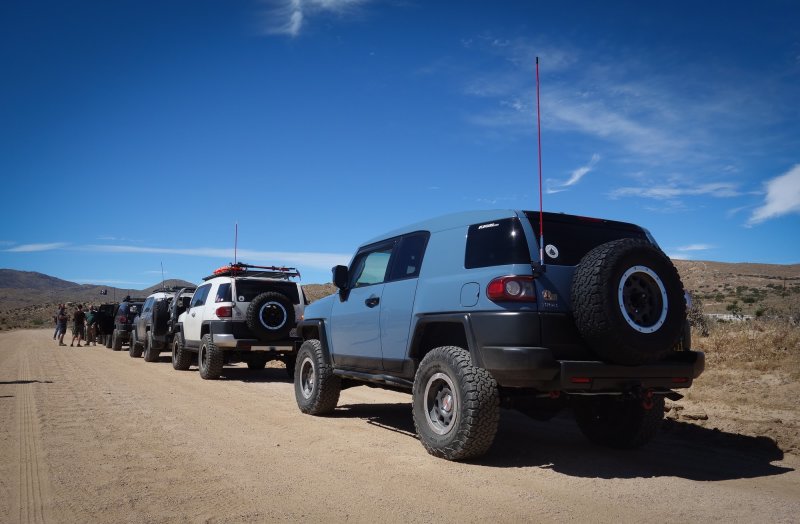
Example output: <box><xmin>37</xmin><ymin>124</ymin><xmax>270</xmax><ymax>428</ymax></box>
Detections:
<box><xmin>190</xmin><ymin>284</ymin><xmax>211</xmax><ymax>308</ymax></box>
<box><xmin>465</xmin><ymin>218</ymin><xmax>530</xmax><ymax>269</ymax></box>
<box><xmin>350</xmin><ymin>243</ymin><xmax>394</xmax><ymax>288</ymax></box>
<box><xmin>388</xmin><ymin>233</ymin><xmax>429</xmax><ymax>281</ymax></box>
<box><xmin>215</xmin><ymin>283</ymin><xmax>232</xmax><ymax>303</ymax></box>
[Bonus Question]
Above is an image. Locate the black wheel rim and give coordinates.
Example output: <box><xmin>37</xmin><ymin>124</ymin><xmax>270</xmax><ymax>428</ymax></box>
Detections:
<box><xmin>618</xmin><ymin>266</ymin><xmax>668</xmax><ymax>333</ymax></box>
<box><xmin>259</xmin><ymin>301</ymin><xmax>287</xmax><ymax>330</ymax></box>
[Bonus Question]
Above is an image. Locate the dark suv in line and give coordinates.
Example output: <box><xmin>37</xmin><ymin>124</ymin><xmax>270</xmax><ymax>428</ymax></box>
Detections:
<box><xmin>110</xmin><ymin>297</ymin><xmax>146</xmax><ymax>351</ymax></box>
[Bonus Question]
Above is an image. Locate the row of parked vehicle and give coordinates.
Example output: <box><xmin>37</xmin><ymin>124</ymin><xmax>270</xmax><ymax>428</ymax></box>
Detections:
<box><xmin>101</xmin><ymin>208</ymin><xmax>705</xmax><ymax>461</ymax></box>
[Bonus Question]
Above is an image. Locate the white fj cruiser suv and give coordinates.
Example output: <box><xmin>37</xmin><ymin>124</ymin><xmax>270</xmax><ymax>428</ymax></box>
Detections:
<box><xmin>174</xmin><ymin>263</ymin><xmax>306</xmax><ymax>379</ymax></box>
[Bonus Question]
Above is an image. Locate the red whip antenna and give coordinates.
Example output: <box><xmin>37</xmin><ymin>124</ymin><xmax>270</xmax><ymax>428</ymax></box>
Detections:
<box><xmin>535</xmin><ymin>56</ymin><xmax>544</xmax><ymax>268</ymax></box>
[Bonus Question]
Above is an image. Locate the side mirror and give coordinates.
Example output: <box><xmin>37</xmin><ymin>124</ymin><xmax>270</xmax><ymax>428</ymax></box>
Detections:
<box><xmin>332</xmin><ymin>265</ymin><xmax>349</xmax><ymax>290</ymax></box>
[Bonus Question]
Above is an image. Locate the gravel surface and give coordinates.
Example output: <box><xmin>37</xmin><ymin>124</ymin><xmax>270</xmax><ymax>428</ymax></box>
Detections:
<box><xmin>1</xmin><ymin>329</ymin><xmax>799</xmax><ymax>523</ymax></box>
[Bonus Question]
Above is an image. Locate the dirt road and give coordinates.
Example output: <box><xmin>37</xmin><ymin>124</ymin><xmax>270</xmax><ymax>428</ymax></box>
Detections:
<box><xmin>1</xmin><ymin>329</ymin><xmax>798</xmax><ymax>523</ymax></box>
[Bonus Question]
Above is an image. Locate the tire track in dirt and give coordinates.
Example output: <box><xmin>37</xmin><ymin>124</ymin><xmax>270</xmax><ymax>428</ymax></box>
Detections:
<box><xmin>16</xmin><ymin>349</ymin><xmax>51</xmax><ymax>524</ymax></box>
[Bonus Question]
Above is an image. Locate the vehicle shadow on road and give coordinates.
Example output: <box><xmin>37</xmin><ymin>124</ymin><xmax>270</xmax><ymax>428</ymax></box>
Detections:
<box><xmin>331</xmin><ymin>403</ymin><xmax>792</xmax><ymax>480</ymax></box>
<box><xmin>222</xmin><ymin>367</ymin><xmax>293</xmax><ymax>383</ymax></box>
<box><xmin>334</xmin><ymin>403</ymin><xmax>417</xmax><ymax>438</ymax></box>
<box><xmin>0</xmin><ymin>379</ymin><xmax>53</xmax><ymax>385</ymax></box>
<box><xmin>474</xmin><ymin>411</ymin><xmax>792</xmax><ymax>480</ymax></box>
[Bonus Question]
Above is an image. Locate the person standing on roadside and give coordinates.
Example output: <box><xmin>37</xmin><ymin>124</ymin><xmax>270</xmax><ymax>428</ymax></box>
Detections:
<box><xmin>52</xmin><ymin>304</ymin><xmax>62</xmax><ymax>340</ymax></box>
<box><xmin>70</xmin><ymin>304</ymin><xmax>86</xmax><ymax>347</ymax></box>
<box><xmin>85</xmin><ymin>305</ymin><xmax>98</xmax><ymax>346</ymax></box>
<box><xmin>56</xmin><ymin>305</ymin><xmax>68</xmax><ymax>346</ymax></box>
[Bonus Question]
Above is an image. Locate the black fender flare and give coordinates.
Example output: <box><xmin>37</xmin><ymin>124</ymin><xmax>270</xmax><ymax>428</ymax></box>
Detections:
<box><xmin>408</xmin><ymin>313</ymin><xmax>483</xmax><ymax>368</ymax></box>
<box><xmin>297</xmin><ymin>319</ymin><xmax>333</xmax><ymax>365</ymax></box>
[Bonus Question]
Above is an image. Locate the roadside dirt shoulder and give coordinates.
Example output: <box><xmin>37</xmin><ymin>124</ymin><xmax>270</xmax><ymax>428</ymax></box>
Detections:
<box><xmin>1</xmin><ymin>329</ymin><xmax>798</xmax><ymax>523</ymax></box>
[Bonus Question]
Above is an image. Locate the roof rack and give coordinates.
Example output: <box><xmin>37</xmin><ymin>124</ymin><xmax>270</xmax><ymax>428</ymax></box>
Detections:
<box><xmin>203</xmin><ymin>262</ymin><xmax>301</xmax><ymax>281</ymax></box>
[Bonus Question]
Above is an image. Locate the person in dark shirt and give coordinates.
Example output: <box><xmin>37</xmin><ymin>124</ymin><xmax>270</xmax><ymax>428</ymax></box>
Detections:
<box><xmin>70</xmin><ymin>304</ymin><xmax>86</xmax><ymax>347</ymax></box>
<box><xmin>56</xmin><ymin>305</ymin><xmax>68</xmax><ymax>346</ymax></box>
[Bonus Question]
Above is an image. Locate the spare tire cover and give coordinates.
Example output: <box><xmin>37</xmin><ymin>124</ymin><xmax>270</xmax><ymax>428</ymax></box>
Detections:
<box><xmin>246</xmin><ymin>291</ymin><xmax>295</xmax><ymax>341</ymax></box>
<box><xmin>571</xmin><ymin>238</ymin><xmax>685</xmax><ymax>365</ymax></box>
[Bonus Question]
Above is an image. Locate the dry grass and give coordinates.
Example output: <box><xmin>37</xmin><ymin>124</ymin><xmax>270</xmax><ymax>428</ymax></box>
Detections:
<box><xmin>679</xmin><ymin>318</ymin><xmax>800</xmax><ymax>454</ymax></box>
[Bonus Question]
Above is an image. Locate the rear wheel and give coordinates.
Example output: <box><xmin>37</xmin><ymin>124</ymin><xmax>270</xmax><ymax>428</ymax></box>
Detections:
<box><xmin>171</xmin><ymin>333</ymin><xmax>192</xmax><ymax>371</ymax></box>
<box><xmin>572</xmin><ymin>395</ymin><xmax>665</xmax><ymax>448</ymax></box>
<box><xmin>284</xmin><ymin>354</ymin><xmax>297</xmax><ymax>380</ymax></box>
<box><xmin>105</xmin><ymin>333</ymin><xmax>112</xmax><ymax>349</ymax></box>
<box><xmin>129</xmin><ymin>331</ymin><xmax>143</xmax><ymax>358</ymax></box>
<box><xmin>412</xmin><ymin>346</ymin><xmax>499</xmax><ymax>461</ymax></box>
<box><xmin>112</xmin><ymin>330</ymin><xmax>122</xmax><ymax>351</ymax></box>
<box><xmin>198</xmin><ymin>334</ymin><xmax>223</xmax><ymax>380</ymax></box>
<box><xmin>143</xmin><ymin>331</ymin><xmax>159</xmax><ymax>362</ymax></box>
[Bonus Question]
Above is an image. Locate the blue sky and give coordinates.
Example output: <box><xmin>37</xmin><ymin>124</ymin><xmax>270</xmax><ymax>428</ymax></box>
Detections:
<box><xmin>1</xmin><ymin>0</ymin><xmax>798</xmax><ymax>290</ymax></box>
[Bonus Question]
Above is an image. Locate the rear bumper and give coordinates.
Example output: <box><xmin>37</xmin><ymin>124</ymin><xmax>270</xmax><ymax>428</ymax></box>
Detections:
<box><xmin>207</xmin><ymin>321</ymin><xmax>299</xmax><ymax>350</ymax></box>
<box><xmin>481</xmin><ymin>345</ymin><xmax>704</xmax><ymax>390</ymax></box>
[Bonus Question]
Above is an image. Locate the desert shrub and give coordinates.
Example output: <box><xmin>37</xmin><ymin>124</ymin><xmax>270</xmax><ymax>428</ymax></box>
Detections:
<box><xmin>687</xmin><ymin>295</ymin><xmax>709</xmax><ymax>336</ymax></box>
<box><xmin>694</xmin><ymin>318</ymin><xmax>800</xmax><ymax>372</ymax></box>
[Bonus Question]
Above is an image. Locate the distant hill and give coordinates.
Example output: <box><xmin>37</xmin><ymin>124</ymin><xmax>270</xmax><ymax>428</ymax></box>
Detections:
<box><xmin>0</xmin><ymin>268</ymin><xmax>196</xmax><ymax>308</ymax></box>
<box><xmin>0</xmin><ymin>268</ymin><xmax>337</xmax><ymax>331</ymax></box>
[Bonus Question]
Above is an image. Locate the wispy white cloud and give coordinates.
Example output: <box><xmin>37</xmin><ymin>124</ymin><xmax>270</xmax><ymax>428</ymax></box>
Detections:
<box><xmin>547</xmin><ymin>154</ymin><xmax>599</xmax><ymax>194</ymax></box>
<box><xmin>609</xmin><ymin>182</ymin><xmax>742</xmax><ymax>200</ymax></box>
<box><xmin>676</xmin><ymin>244</ymin><xmax>714</xmax><ymax>252</ymax></box>
<box><xmin>80</xmin><ymin>244</ymin><xmax>350</xmax><ymax>270</ymax></box>
<box><xmin>4</xmin><ymin>242</ymin><xmax>68</xmax><ymax>253</ymax></box>
<box><xmin>747</xmin><ymin>164</ymin><xmax>800</xmax><ymax>226</ymax></box>
<box><xmin>260</xmin><ymin>0</ymin><xmax>370</xmax><ymax>37</ymax></box>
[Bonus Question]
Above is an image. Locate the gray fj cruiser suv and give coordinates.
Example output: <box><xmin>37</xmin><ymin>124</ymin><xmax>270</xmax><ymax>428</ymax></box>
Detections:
<box><xmin>294</xmin><ymin>210</ymin><xmax>704</xmax><ymax>460</ymax></box>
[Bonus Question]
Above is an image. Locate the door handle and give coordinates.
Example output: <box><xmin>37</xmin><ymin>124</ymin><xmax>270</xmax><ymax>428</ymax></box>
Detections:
<box><xmin>191</xmin><ymin>312</ymin><xmax>196</xmax><ymax>317</ymax></box>
<box><xmin>365</xmin><ymin>297</ymin><xmax>380</xmax><ymax>308</ymax></box>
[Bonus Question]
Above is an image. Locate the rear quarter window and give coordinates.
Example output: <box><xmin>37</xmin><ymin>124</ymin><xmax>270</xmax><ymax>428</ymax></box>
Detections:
<box><xmin>465</xmin><ymin>218</ymin><xmax>530</xmax><ymax>269</ymax></box>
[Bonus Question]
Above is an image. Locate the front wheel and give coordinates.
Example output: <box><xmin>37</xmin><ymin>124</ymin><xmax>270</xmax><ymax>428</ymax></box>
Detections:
<box><xmin>412</xmin><ymin>346</ymin><xmax>499</xmax><ymax>461</ymax></box>
<box><xmin>171</xmin><ymin>333</ymin><xmax>192</xmax><ymax>371</ymax></box>
<box><xmin>572</xmin><ymin>395</ymin><xmax>665</xmax><ymax>448</ymax></box>
<box><xmin>294</xmin><ymin>340</ymin><xmax>340</xmax><ymax>415</ymax></box>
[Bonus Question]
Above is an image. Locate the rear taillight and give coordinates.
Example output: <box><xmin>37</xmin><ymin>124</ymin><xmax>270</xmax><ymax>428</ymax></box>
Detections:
<box><xmin>215</xmin><ymin>306</ymin><xmax>232</xmax><ymax>318</ymax></box>
<box><xmin>117</xmin><ymin>315</ymin><xmax>127</xmax><ymax>323</ymax></box>
<box><xmin>486</xmin><ymin>276</ymin><xmax>537</xmax><ymax>302</ymax></box>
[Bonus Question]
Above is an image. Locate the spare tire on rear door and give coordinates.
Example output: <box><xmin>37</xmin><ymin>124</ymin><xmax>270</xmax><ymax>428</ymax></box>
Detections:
<box><xmin>246</xmin><ymin>291</ymin><xmax>295</xmax><ymax>341</ymax></box>
<box><xmin>571</xmin><ymin>238</ymin><xmax>685</xmax><ymax>365</ymax></box>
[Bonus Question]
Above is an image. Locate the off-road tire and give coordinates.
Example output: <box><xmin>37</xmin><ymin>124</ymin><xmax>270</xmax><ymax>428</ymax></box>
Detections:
<box><xmin>112</xmin><ymin>330</ymin><xmax>122</xmax><ymax>351</ymax></box>
<box><xmin>572</xmin><ymin>395</ymin><xmax>665</xmax><ymax>448</ymax></box>
<box><xmin>246</xmin><ymin>292</ymin><xmax>294</xmax><ymax>341</ymax></box>
<box><xmin>412</xmin><ymin>346</ymin><xmax>500</xmax><ymax>461</ymax></box>
<box><xmin>572</xmin><ymin>238</ymin><xmax>685</xmax><ymax>365</ymax></box>
<box><xmin>247</xmin><ymin>354</ymin><xmax>268</xmax><ymax>370</ymax></box>
<box><xmin>295</xmin><ymin>339</ymin><xmax>340</xmax><ymax>415</ymax></box>
<box><xmin>198</xmin><ymin>334</ymin><xmax>224</xmax><ymax>380</ymax></box>
<box><xmin>129</xmin><ymin>331</ymin><xmax>143</xmax><ymax>358</ymax></box>
<box><xmin>171</xmin><ymin>332</ymin><xmax>192</xmax><ymax>371</ymax></box>
<box><xmin>143</xmin><ymin>331</ymin><xmax>159</xmax><ymax>362</ymax></box>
